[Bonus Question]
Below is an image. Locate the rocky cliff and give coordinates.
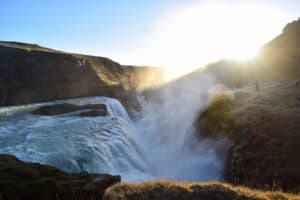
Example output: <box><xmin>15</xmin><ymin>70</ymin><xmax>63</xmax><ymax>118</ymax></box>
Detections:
<box><xmin>0</xmin><ymin>41</ymin><xmax>164</xmax><ymax>115</ymax></box>
<box><xmin>195</xmin><ymin>81</ymin><xmax>300</xmax><ymax>192</ymax></box>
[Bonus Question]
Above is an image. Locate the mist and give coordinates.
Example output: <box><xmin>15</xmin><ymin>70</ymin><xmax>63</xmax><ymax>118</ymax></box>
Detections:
<box><xmin>0</xmin><ymin>65</ymin><xmax>230</xmax><ymax>182</ymax></box>
<box><xmin>132</xmin><ymin>71</ymin><xmax>229</xmax><ymax>181</ymax></box>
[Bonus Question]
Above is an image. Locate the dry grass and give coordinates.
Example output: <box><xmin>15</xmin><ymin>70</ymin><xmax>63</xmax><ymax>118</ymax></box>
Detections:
<box><xmin>104</xmin><ymin>181</ymin><xmax>300</xmax><ymax>200</ymax></box>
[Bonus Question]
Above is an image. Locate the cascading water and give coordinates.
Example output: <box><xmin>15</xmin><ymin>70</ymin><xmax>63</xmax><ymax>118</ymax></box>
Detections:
<box><xmin>0</xmin><ymin>75</ymin><xmax>226</xmax><ymax>182</ymax></box>
<box><xmin>0</xmin><ymin>97</ymin><xmax>150</xmax><ymax>181</ymax></box>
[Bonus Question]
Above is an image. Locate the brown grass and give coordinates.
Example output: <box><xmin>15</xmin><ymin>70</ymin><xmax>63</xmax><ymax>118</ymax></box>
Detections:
<box><xmin>104</xmin><ymin>181</ymin><xmax>300</xmax><ymax>200</ymax></box>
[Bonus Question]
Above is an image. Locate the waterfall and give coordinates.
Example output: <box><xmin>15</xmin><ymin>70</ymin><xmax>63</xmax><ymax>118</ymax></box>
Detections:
<box><xmin>0</xmin><ymin>93</ymin><xmax>225</xmax><ymax>182</ymax></box>
<box><xmin>0</xmin><ymin>97</ymin><xmax>149</xmax><ymax>181</ymax></box>
<box><xmin>105</xmin><ymin>98</ymin><xmax>131</xmax><ymax>123</ymax></box>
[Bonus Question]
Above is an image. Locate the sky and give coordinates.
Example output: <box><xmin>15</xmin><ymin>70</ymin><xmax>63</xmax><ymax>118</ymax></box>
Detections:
<box><xmin>1</xmin><ymin>0</ymin><xmax>300</xmax><ymax>69</ymax></box>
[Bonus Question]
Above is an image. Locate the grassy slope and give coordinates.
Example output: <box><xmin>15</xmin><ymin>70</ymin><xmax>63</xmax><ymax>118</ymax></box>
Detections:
<box><xmin>104</xmin><ymin>181</ymin><xmax>299</xmax><ymax>200</ymax></box>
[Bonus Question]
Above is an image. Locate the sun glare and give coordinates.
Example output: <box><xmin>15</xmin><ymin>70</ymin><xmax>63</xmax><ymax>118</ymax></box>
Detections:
<box><xmin>125</xmin><ymin>2</ymin><xmax>288</xmax><ymax>80</ymax></box>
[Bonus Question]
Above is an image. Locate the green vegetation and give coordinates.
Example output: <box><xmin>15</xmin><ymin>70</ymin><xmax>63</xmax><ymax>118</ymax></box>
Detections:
<box><xmin>194</xmin><ymin>89</ymin><xmax>235</xmax><ymax>138</ymax></box>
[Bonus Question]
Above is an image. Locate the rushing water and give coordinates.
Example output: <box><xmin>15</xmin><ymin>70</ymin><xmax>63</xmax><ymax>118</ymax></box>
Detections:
<box><xmin>0</xmin><ymin>96</ymin><xmax>224</xmax><ymax>182</ymax></box>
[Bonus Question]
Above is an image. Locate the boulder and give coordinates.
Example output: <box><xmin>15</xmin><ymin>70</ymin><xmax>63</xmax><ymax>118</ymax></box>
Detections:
<box><xmin>0</xmin><ymin>154</ymin><xmax>120</xmax><ymax>200</ymax></box>
<box><xmin>79</xmin><ymin>109</ymin><xmax>106</xmax><ymax>117</ymax></box>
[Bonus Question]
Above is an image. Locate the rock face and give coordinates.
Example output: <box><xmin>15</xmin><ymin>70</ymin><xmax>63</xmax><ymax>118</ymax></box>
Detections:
<box><xmin>104</xmin><ymin>181</ymin><xmax>298</xmax><ymax>200</ymax></box>
<box><xmin>0</xmin><ymin>41</ymin><xmax>163</xmax><ymax>116</ymax></box>
<box><xmin>31</xmin><ymin>103</ymin><xmax>107</xmax><ymax>116</ymax></box>
<box><xmin>79</xmin><ymin>110</ymin><xmax>106</xmax><ymax>117</ymax></box>
<box><xmin>0</xmin><ymin>154</ymin><xmax>120</xmax><ymax>200</ymax></box>
<box><xmin>195</xmin><ymin>81</ymin><xmax>300</xmax><ymax>192</ymax></box>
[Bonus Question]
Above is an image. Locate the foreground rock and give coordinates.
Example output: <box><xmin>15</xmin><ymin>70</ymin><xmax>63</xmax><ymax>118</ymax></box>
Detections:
<box><xmin>31</xmin><ymin>103</ymin><xmax>107</xmax><ymax>116</ymax></box>
<box><xmin>104</xmin><ymin>181</ymin><xmax>298</xmax><ymax>200</ymax></box>
<box><xmin>0</xmin><ymin>154</ymin><xmax>120</xmax><ymax>200</ymax></box>
<box><xmin>195</xmin><ymin>81</ymin><xmax>300</xmax><ymax>192</ymax></box>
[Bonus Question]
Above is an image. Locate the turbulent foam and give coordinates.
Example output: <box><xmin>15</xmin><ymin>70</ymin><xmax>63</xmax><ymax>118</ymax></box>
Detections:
<box><xmin>0</xmin><ymin>95</ymin><xmax>224</xmax><ymax>182</ymax></box>
<box><xmin>0</xmin><ymin>97</ymin><xmax>149</xmax><ymax>181</ymax></box>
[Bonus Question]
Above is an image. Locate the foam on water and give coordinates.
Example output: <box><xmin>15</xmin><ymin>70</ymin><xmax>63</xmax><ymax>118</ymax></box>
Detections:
<box><xmin>0</xmin><ymin>94</ymin><xmax>225</xmax><ymax>182</ymax></box>
<box><xmin>0</xmin><ymin>97</ymin><xmax>151</xmax><ymax>181</ymax></box>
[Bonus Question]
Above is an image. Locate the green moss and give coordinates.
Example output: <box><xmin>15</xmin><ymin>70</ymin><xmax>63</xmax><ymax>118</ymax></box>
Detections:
<box><xmin>195</xmin><ymin>90</ymin><xmax>236</xmax><ymax>137</ymax></box>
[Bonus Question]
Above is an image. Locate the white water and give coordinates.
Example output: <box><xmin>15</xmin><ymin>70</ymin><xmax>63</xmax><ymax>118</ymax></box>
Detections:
<box><xmin>0</xmin><ymin>81</ymin><xmax>226</xmax><ymax>182</ymax></box>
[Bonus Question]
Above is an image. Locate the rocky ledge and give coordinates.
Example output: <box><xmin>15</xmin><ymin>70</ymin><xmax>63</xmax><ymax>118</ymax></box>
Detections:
<box><xmin>31</xmin><ymin>103</ymin><xmax>107</xmax><ymax>116</ymax></box>
<box><xmin>0</xmin><ymin>154</ymin><xmax>120</xmax><ymax>200</ymax></box>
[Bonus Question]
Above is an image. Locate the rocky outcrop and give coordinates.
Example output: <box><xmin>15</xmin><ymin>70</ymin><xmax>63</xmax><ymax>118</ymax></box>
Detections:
<box><xmin>0</xmin><ymin>154</ymin><xmax>120</xmax><ymax>200</ymax></box>
<box><xmin>195</xmin><ymin>81</ymin><xmax>300</xmax><ymax>192</ymax></box>
<box><xmin>79</xmin><ymin>110</ymin><xmax>106</xmax><ymax>117</ymax></box>
<box><xmin>104</xmin><ymin>181</ymin><xmax>298</xmax><ymax>200</ymax></box>
<box><xmin>31</xmin><ymin>103</ymin><xmax>107</xmax><ymax>116</ymax></box>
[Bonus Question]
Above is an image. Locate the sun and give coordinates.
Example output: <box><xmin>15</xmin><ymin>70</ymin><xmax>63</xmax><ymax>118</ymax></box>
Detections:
<box><xmin>129</xmin><ymin>2</ymin><xmax>288</xmax><ymax>80</ymax></box>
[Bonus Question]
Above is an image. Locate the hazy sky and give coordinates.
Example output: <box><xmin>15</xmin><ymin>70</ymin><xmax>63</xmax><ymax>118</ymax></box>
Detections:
<box><xmin>1</xmin><ymin>0</ymin><xmax>299</xmax><ymax>67</ymax></box>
